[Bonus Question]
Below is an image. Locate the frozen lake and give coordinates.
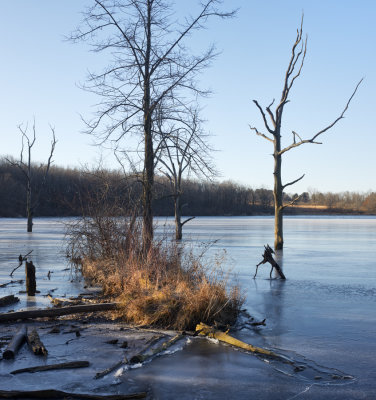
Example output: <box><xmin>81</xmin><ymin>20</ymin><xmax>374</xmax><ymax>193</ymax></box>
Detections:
<box><xmin>1</xmin><ymin>216</ymin><xmax>376</xmax><ymax>399</ymax></box>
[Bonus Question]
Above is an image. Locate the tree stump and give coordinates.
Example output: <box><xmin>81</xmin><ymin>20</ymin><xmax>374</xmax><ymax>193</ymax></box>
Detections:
<box><xmin>25</xmin><ymin>261</ymin><xmax>36</xmax><ymax>296</ymax></box>
<box><xmin>27</xmin><ymin>328</ymin><xmax>48</xmax><ymax>356</ymax></box>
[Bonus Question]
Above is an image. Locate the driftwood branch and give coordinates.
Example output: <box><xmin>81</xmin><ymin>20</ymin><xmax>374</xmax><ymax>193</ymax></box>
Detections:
<box><xmin>130</xmin><ymin>334</ymin><xmax>183</xmax><ymax>364</ymax></box>
<box><xmin>10</xmin><ymin>251</ymin><xmax>33</xmax><ymax>277</ymax></box>
<box><xmin>0</xmin><ymin>303</ymin><xmax>119</xmax><ymax>323</ymax></box>
<box><xmin>11</xmin><ymin>361</ymin><xmax>90</xmax><ymax>375</ymax></box>
<box><xmin>254</xmin><ymin>245</ymin><xmax>286</xmax><ymax>279</ymax></box>
<box><xmin>196</xmin><ymin>322</ymin><xmax>277</xmax><ymax>357</ymax></box>
<box><xmin>0</xmin><ymin>280</ymin><xmax>23</xmax><ymax>288</ymax></box>
<box><xmin>94</xmin><ymin>357</ymin><xmax>128</xmax><ymax>380</ymax></box>
<box><xmin>0</xmin><ymin>390</ymin><xmax>146</xmax><ymax>399</ymax></box>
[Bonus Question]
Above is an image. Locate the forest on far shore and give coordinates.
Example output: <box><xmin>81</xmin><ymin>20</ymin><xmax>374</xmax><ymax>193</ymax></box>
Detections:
<box><xmin>1</xmin><ymin>158</ymin><xmax>376</xmax><ymax>218</ymax></box>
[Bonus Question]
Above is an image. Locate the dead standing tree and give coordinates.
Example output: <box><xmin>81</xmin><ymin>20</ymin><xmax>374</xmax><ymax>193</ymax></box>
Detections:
<box><xmin>6</xmin><ymin>122</ymin><xmax>56</xmax><ymax>232</ymax></box>
<box><xmin>156</xmin><ymin>106</ymin><xmax>216</xmax><ymax>240</ymax></box>
<box><xmin>250</xmin><ymin>16</ymin><xmax>362</xmax><ymax>250</ymax></box>
<box><xmin>70</xmin><ymin>0</ymin><xmax>235</xmax><ymax>253</ymax></box>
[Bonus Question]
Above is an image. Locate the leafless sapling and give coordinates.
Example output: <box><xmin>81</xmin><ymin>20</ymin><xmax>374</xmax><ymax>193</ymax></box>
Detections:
<box><xmin>156</xmin><ymin>106</ymin><xmax>216</xmax><ymax>240</ymax></box>
<box><xmin>6</xmin><ymin>121</ymin><xmax>56</xmax><ymax>232</ymax></box>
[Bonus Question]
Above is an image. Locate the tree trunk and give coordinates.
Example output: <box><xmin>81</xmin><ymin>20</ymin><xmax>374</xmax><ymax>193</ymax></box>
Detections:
<box><xmin>174</xmin><ymin>195</ymin><xmax>182</xmax><ymax>240</ymax></box>
<box><xmin>27</xmin><ymin>144</ymin><xmax>33</xmax><ymax>232</ymax></box>
<box><xmin>142</xmin><ymin>2</ymin><xmax>153</xmax><ymax>255</ymax></box>
<box><xmin>273</xmin><ymin>133</ymin><xmax>284</xmax><ymax>250</ymax></box>
<box><xmin>142</xmin><ymin>123</ymin><xmax>154</xmax><ymax>253</ymax></box>
<box><xmin>27</xmin><ymin>177</ymin><xmax>33</xmax><ymax>232</ymax></box>
<box><xmin>27</xmin><ymin>213</ymin><xmax>33</xmax><ymax>233</ymax></box>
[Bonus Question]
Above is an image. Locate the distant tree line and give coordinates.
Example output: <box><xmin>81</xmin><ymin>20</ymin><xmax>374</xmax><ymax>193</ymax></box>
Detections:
<box><xmin>1</xmin><ymin>158</ymin><xmax>375</xmax><ymax>217</ymax></box>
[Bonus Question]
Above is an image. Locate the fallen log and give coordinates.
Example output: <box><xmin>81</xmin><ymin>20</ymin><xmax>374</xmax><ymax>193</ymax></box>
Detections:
<box><xmin>2</xmin><ymin>325</ymin><xmax>27</xmax><ymax>359</ymax></box>
<box><xmin>0</xmin><ymin>389</ymin><xmax>146</xmax><ymax>399</ymax></box>
<box><xmin>130</xmin><ymin>333</ymin><xmax>183</xmax><ymax>364</ymax></box>
<box><xmin>26</xmin><ymin>328</ymin><xmax>48</xmax><ymax>356</ymax></box>
<box><xmin>0</xmin><ymin>302</ymin><xmax>119</xmax><ymax>323</ymax></box>
<box><xmin>0</xmin><ymin>295</ymin><xmax>20</xmax><ymax>307</ymax></box>
<box><xmin>196</xmin><ymin>322</ymin><xmax>278</xmax><ymax>357</ymax></box>
<box><xmin>10</xmin><ymin>360</ymin><xmax>90</xmax><ymax>375</ymax></box>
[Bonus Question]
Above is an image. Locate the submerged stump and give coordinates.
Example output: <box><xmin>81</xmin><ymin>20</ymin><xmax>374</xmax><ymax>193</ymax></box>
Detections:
<box><xmin>254</xmin><ymin>244</ymin><xmax>286</xmax><ymax>279</ymax></box>
<box><xmin>25</xmin><ymin>261</ymin><xmax>36</xmax><ymax>296</ymax></box>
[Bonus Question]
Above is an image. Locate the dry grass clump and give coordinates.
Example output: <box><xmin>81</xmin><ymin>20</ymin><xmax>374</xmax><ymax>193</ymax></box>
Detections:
<box><xmin>67</xmin><ymin>214</ymin><xmax>244</xmax><ymax>331</ymax></box>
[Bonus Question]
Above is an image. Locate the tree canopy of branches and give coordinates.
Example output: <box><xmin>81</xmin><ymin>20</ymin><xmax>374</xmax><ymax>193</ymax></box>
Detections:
<box><xmin>157</xmin><ymin>106</ymin><xmax>216</xmax><ymax>239</ymax></box>
<box><xmin>6</xmin><ymin>121</ymin><xmax>56</xmax><ymax>232</ymax></box>
<box><xmin>70</xmin><ymin>0</ymin><xmax>235</xmax><ymax>252</ymax></box>
<box><xmin>250</xmin><ymin>16</ymin><xmax>362</xmax><ymax>250</ymax></box>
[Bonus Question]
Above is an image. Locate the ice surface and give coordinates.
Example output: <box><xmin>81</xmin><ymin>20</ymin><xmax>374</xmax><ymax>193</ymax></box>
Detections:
<box><xmin>1</xmin><ymin>216</ymin><xmax>376</xmax><ymax>399</ymax></box>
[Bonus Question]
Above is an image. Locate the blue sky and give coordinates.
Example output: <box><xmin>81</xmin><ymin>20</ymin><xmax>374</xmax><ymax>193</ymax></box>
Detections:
<box><xmin>0</xmin><ymin>1</ymin><xmax>374</xmax><ymax>194</ymax></box>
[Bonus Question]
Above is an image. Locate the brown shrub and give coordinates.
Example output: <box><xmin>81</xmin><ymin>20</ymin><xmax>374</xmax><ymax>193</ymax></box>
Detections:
<box><xmin>67</xmin><ymin>212</ymin><xmax>244</xmax><ymax>331</ymax></box>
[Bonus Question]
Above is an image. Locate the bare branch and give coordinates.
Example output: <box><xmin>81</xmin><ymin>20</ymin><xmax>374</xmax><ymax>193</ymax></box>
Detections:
<box><xmin>279</xmin><ymin>79</ymin><xmax>363</xmax><ymax>156</ymax></box>
<box><xmin>275</xmin><ymin>14</ymin><xmax>306</xmax><ymax>118</ymax></box>
<box><xmin>181</xmin><ymin>216</ymin><xmax>195</xmax><ymax>226</ymax></box>
<box><xmin>282</xmin><ymin>192</ymin><xmax>304</xmax><ymax>210</ymax></box>
<box><xmin>282</xmin><ymin>173</ymin><xmax>305</xmax><ymax>190</ymax></box>
<box><xmin>249</xmin><ymin>125</ymin><xmax>274</xmax><ymax>143</ymax></box>
<box><xmin>266</xmin><ymin>99</ymin><xmax>276</xmax><ymax>129</ymax></box>
<box><xmin>252</xmin><ymin>100</ymin><xmax>275</xmax><ymax>134</ymax></box>
<box><xmin>93</xmin><ymin>0</ymin><xmax>145</xmax><ymax>77</ymax></box>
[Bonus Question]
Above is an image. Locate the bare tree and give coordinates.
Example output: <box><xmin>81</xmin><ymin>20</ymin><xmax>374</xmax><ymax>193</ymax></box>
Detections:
<box><xmin>6</xmin><ymin>121</ymin><xmax>57</xmax><ymax>232</ymax></box>
<box><xmin>70</xmin><ymin>0</ymin><xmax>235</xmax><ymax>253</ymax></box>
<box><xmin>157</xmin><ymin>106</ymin><xmax>216</xmax><ymax>240</ymax></box>
<box><xmin>250</xmin><ymin>16</ymin><xmax>362</xmax><ymax>250</ymax></box>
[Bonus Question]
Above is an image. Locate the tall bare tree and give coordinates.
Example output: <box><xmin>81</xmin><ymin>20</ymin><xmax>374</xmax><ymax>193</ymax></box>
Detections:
<box><xmin>250</xmin><ymin>16</ymin><xmax>362</xmax><ymax>250</ymax></box>
<box><xmin>157</xmin><ymin>106</ymin><xmax>215</xmax><ymax>240</ymax></box>
<box><xmin>6</xmin><ymin>121</ymin><xmax>57</xmax><ymax>232</ymax></box>
<box><xmin>70</xmin><ymin>0</ymin><xmax>234</xmax><ymax>253</ymax></box>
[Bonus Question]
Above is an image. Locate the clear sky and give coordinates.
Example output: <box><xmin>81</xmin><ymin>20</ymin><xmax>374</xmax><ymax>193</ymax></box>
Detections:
<box><xmin>0</xmin><ymin>1</ymin><xmax>374</xmax><ymax>194</ymax></box>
